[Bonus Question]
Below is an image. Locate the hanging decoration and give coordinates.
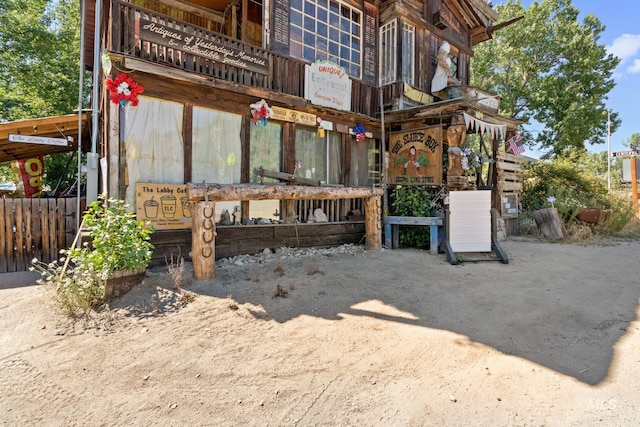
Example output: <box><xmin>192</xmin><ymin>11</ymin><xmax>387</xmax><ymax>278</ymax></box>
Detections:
<box><xmin>462</xmin><ymin>112</ymin><xmax>506</xmax><ymax>140</ymax></box>
<box><xmin>352</xmin><ymin>123</ymin><xmax>367</xmax><ymax>141</ymax></box>
<box><xmin>249</xmin><ymin>99</ymin><xmax>274</xmax><ymax>126</ymax></box>
<box><xmin>105</xmin><ymin>73</ymin><xmax>144</xmax><ymax>107</ymax></box>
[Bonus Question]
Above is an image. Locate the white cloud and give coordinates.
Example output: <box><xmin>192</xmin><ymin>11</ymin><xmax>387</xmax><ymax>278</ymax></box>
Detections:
<box><xmin>607</xmin><ymin>34</ymin><xmax>640</xmax><ymax>64</ymax></box>
<box><xmin>628</xmin><ymin>59</ymin><xmax>640</xmax><ymax>74</ymax></box>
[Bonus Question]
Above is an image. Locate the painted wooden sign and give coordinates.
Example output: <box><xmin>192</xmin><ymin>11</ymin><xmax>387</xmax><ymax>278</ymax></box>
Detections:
<box><xmin>139</xmin><ymin>18</ymin><xmax>269</xmax><ymax>74</ymax></box>
<box><xmin>271</xmin><ymin>106</ymin><xmax>316</xmax><ymax>126</ymax></box>
<box><xmin>136</xmin><ymin>183</ymin><xmax>192</xmax><ymax>230</ymax></box>
<box><xmin>389</xmin><ymin>127</ymin><xmax>443</xmax><ymax>185</ymax></box>
<box><xmin>304</xmin><ymin>61</ymin><xmax>352</xmax><ymax>111</ymax></box>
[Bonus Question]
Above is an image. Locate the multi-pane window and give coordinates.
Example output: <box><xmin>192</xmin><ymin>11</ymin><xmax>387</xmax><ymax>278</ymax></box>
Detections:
<box><xmin>379</xmin><ymin>20</ymin><xmax>396</xmax><ymax>85</ymax></box>
<box><xmin>401</xmin><ymin>22</ymin><xmax>415</xmax><ymax>84</ymax></box>
<box><xmin>290</xmin><ymin>0</ymin><xmax>362</xmax><ymax>78</ymax></box>
<box><xmin>379</xmin><ymin>19</ymin><xmax>415</xmax><ymax>86</ymax></box>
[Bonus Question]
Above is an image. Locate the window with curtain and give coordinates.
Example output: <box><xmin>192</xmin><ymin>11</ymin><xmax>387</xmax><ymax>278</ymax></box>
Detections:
<box><xmin>124</xmin><ymin>95</ymin><xmax>184</xmax><ymax>210</ymax></box>
<box><xmin>192</xmin><ymin>107</ymin><xmax>242</xmax><ymax>184</ymax></box>
<box><xmin>350</xmin><ymin>137</ymin><xmax>378</xmax><ymax>187</ymax></box>
<box><xmin>294</xmin><ymin>127</ymin><xmax>343</xmax><ymax>185</ymax></box>
<box><xmin>290</xmin><ymin>0</ymin><xmax>362</xmax><ymax>78</ymax></box>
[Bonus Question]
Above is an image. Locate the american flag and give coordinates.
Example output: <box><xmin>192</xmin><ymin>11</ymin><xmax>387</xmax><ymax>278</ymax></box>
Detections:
<box><xmin>507</xmin><ymin>134</ymin><xmax>525</xmax><ymax>155</ymax></box>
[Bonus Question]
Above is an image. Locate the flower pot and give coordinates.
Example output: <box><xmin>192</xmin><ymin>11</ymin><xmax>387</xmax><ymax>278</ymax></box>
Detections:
<box><xmin>576</xmin><ymin>208</ymin><xmax>610</xmax><ymax>225</ymax></box>
<box><xmin>105</xmin><ymin>267</ymin><xmax>146</xmax><ymax>299</ymax></box>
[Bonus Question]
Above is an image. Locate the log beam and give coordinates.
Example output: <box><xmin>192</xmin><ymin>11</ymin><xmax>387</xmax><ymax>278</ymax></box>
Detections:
<box><xmin>186</xmin><ymin>184</ymin><xmax>384</xmax><ymax>279</ymax></box>
<box><xmin>186</xmin><ymin>183</ymin><xmax>383</xmax><ymax>202</ymax></box>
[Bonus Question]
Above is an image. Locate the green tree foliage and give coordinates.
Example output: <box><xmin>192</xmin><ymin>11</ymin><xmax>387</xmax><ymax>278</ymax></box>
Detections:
<box><xmin>0</xmin><ymin>0</ymin><xmax>83</xmax><ymax>120</ymax></box>
<box><xmin>624</xmin><ymin>133</ymin><xmax>640</xmax><ymax>152</ymax></box>
<box><xmin>471</xmin><ymin>0</ymin><xmax>620</xmax><ymax>157</ymax></box>
<box><xmin>0</xmin><ymin>0</ymin><xmax>87</xmax><ymax>192</ymax></box>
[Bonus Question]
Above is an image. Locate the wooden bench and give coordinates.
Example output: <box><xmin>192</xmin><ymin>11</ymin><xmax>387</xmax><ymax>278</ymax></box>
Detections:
<box><xmin>383</xmin><ymin>216</ymin><xmax>444</xmax><ymax>255</ymax></box>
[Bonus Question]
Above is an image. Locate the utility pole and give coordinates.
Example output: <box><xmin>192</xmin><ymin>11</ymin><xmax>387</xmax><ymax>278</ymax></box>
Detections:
<box><xmin>607</xmin><ymin>109</ymin><xmax>611</xmax><ymax>192</ymax></box>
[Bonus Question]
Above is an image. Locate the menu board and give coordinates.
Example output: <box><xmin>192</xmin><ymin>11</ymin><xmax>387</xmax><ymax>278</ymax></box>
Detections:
<box><xmin>271</xmin><ymin>0</ymin><xmax>290</xmax><ymax>55</ymax></box>
<box><xmin>362</xmin><ymin>3</ymin><xmax>377</xmax><ymax>84</ymax></box>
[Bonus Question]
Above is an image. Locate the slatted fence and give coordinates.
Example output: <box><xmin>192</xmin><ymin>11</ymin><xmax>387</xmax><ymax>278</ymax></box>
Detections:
<box><xmin>0</xmin><ymin>198</ymin><xmax>79</xmax><ymax>273</ymax></box>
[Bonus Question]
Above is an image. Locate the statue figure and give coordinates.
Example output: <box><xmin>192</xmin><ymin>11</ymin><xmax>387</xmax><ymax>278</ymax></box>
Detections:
<box><xmin>431</xmin><ymin>41</ymin><xmax>460</xmax><ymax>98</ymax></box>
<box><xmin>446</xmin><ymin>114</ymin><xmax>468</xmax><ymax>190</ymax></box>
<box><xmin>232</xmin><ymin>205</ymin><xmax>242</xmax><ymax>225</ymax></box>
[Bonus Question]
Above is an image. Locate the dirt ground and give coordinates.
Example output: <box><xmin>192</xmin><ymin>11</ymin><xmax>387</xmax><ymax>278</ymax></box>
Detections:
<box><xmin>1</xmin><ymin>237</ymin><xmax>640</xmax><ymax>426</ymax></box>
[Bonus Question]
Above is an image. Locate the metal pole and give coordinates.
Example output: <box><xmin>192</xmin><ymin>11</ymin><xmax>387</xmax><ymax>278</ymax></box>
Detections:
<box><xmin>607</xmin><ymin>109</ymin><xmax>611</xmax><ymax>192</ymax></box>
<box><xmin>86</xmin><ymin>0</ymin><xmax>103</xmax><ymax>205</ymax></box>
<box><xmin>379</xmin><ymin>88</ymin><xmax>388</xmax><ymax>216</ymax></box>
<box><xmin>76</xmin><ymin>0</ymin><xmax>86</xmax><ymax>229</ymax></box>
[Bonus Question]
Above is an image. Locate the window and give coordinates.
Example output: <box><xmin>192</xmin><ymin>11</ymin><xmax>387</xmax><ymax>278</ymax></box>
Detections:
<box><xmin>401</xmin><ymin>22</ymin><xmax>415</xmax><ymax>84</ymax></box>
<box><xmin>123</xmin><ymin>96</ymin><xmax>184</xmax><ymax>210</ymax></box>
<box><xmin>295</xmin><ymin>127</ymin><xmax>343</xmax><ymax>185</ymax></box>
<box><xmin>350</xmin><ymin>138</ymin><xmax>379</xmax><ymax>187</ymax></box>
<box><xmin>192</xmin><ymin>107</ymin><xmax>242</xmax><ymax>184</ymax></box>
<box><xmin>191</xmin><ymin>107</ymin><xmax>243</xmax><ymax>219</ymax></box>
<box><xmin>250</xmin><ymin>121</ymin><xmax>283</xmax><ymax>183</ymax></box>
<box><xmin>379</xmin><ymin>20</ymin><xmax>414</xmax><ymax>86</ymax></box>
<box><xmin>379</xmin><ymin>20</ymin><xmax>396</xmax><ymax>85</ymax></box>
<box><xmin>290</xmin><ymin>0</ymin><xmax>362</xmax><ymax>78</ymax></box>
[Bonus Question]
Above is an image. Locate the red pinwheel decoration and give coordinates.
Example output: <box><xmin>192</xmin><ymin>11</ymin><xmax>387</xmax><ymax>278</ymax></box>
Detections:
<box><xmin>105</xmin><ymin>73</ymin><xmax>144</xmax><ymax>107</ymax></box>
<box><xmin>249</xmin><ymin>99</ymin><xmax>274</xmax><ymax>126</ymax></box>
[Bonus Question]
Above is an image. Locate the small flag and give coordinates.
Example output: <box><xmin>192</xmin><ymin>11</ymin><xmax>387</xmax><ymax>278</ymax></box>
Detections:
<box><xmin>507</xmin><ymin>134</ymin><xmax>525</xmax><ymax>155</ymax></box>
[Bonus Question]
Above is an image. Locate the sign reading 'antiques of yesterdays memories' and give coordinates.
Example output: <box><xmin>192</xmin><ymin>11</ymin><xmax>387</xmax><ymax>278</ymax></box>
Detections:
<box><xmin>389</xmin><ymin>127</ymin><xmax>443</xmax><ymax>185</ymax></box>
<box><xmin>304</xmin><ymin>61</ymin><xmax>352</xmax><ymax>111</ymax></box>
<box><xmin>136</xmin><ymin>183</ymin><xmax>192</xmax><ymax>230</ymax></box>
<box><xmin>139</xmin><ymin>18</ymin><xmax>269</xmax><ymax>74</ymax></box>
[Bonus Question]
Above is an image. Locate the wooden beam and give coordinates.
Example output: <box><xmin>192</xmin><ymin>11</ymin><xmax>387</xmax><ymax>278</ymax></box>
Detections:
<box><xmin>186</xmin><ymin>183</ymin><xmax>383</xmax><ymax>202</ymax></box>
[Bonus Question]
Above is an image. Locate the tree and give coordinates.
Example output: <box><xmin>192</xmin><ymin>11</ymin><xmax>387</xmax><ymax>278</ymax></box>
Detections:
<box><xmin>0</xmin><ymin>0</ymin><xmax>84</xmax><ymax>121</ymax></box>
<box><xmin>471</xmin><ymin>0</ymin><xmax>621</xmax><ymax>157</ymax></box>
<box><xmin>624</xmin><ymin>133</ymin><xmax>640</xmax><ymax>152</ymax></box>
<box><xmin>0</xmin><ymin>0</ymin><xmax>88</xmax><ymax>192</ymax></box>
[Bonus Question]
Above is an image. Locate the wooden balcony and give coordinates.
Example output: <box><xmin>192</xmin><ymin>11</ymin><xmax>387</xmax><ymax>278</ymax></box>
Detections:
<box><xmin>109</xmin><ymin>0</ymin><xmax>378</xmax><ymax>117</ymax></box>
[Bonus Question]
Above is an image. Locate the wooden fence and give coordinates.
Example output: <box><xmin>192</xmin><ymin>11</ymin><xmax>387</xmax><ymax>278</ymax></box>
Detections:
<box><xmin>0</xmin><ymin>198</ymin><xmax>79</xmax><ymax>273</ymax></box>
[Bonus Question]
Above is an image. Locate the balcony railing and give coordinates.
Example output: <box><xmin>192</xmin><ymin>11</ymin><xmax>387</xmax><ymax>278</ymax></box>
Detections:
<box><xmin>110</xmin><ymin>0</ymin><xmax>378</xmax><ymax>116</ymax></box>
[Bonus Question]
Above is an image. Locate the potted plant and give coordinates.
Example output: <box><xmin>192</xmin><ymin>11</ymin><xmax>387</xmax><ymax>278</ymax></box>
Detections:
<box><xmin>32</xmin><ymin>196</ymin><xmax>154</xmax><ymax>315</ymax></box>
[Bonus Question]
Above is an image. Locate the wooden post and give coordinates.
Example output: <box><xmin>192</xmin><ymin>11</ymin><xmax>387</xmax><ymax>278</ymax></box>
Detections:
<box><xmin>365</xmin><ymin>196</ymin><xmax>382</xmax><ymax>250</ymax></box>
<box><xmin>631</xmin><ymin>154</ymin><xmax>638</xmax><ymax>216</ymax></box>
<box><xmin>192</xmin><ymin>201</ymin><xmax>216</xmax><ymax>280</ymax></box>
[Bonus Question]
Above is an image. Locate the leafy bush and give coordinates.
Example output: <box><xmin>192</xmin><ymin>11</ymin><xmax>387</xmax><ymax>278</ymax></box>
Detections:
<box><xmin>31</xmin><ymin>196</ymin><xmax>154</xmax><ymax>316</ymax></box>
<box><xmin>390</xmin><ymin>182</ymin><xmax>437</xmax><ymax>248</ymax></box>
<box><xmin>522</xmin><ymin>158</ymin><xmax>609</xmax><ymax>221</ymax></box>
<box><xmin>522</xmin><ymin>158</ymin><xmax>636</xmax><ymax>236</ymax></box>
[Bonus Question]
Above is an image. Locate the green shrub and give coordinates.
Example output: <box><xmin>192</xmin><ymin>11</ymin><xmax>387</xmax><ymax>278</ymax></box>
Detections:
<box><xmin>31</xmin><ymin>196</ymin><xmax>154</xmax><ymax>316</ymax></box>
<box><xmin>390</xmin><ymin>182</ymin><xmax>437</xmax><ymax>248</ymax></box>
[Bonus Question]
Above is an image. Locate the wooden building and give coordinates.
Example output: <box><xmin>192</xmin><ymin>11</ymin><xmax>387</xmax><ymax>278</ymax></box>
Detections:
<box><xmin>85</xmin><ymin>0</ymin><xmax>520</xmax><ymax>262</ymax></box>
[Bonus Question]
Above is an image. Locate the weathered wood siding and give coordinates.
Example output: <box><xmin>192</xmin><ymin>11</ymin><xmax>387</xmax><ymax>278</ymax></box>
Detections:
<box><xmin>0</xmin><ymin>198</ymin><xmax>78</xmax><ymax>273</ymax></box>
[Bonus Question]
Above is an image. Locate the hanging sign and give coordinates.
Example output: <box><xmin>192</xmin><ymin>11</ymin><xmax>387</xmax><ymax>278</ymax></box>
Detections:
<box><xmin>9</xmin><ymin>134</ymin><xmax>69</xmax><ymax>147</ymax></box>
<box><xmin>12</xmin><ymin>156</ymin><xmax>44</xmax><ymax>198</ymax></box>
<box><xmin>389</xmin><ymin>127</ymin><xmax>443</xmax><ymax>185</ymax></box>
<box><xmin>271</xmin><ymin>106</ymin><xmax>317</xmax><ymax>126</ymax></box>
<box><xmin>304</xmin><ymin>60</ymin><xmax>352</xmax><ymax>111</ymax></box>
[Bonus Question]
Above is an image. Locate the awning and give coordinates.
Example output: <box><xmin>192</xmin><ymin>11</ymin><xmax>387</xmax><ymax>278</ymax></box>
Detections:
<box><xmin>0</xmin><ymin>112</ymin><xmax>91</xmax><ymax>163</ymax></box>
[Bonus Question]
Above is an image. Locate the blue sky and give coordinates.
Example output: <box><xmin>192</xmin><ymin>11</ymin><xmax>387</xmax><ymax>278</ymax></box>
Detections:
<box><xmin>493</xmin><ymin>0</ymin><xmax>640</xmax><ymax>157</ymax></box>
